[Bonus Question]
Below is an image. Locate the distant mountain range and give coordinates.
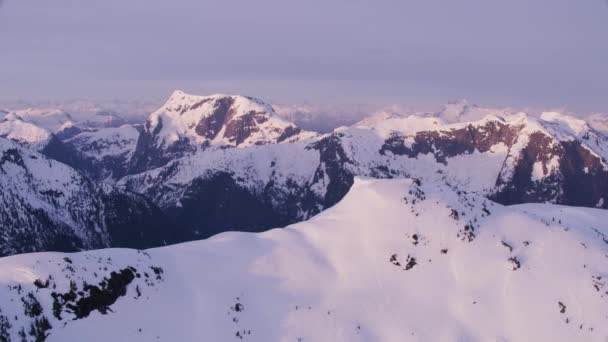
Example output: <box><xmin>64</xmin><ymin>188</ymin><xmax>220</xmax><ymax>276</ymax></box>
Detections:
<box><xmin>0</xmin><ymin>92</ymin><xmax>607</xmax><ymax>257</ymax></box>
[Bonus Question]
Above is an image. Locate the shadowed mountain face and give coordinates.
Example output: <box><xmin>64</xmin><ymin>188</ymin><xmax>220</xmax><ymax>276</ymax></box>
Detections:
<box><xmin>1</xmin><ymin>93</ymin><xmax>607</xmax><ymax>257</ymax></box>
<box><xmin>0</xmin><ymin>138</ymin><xmax>178</xmax><ymax>257</ymax></box>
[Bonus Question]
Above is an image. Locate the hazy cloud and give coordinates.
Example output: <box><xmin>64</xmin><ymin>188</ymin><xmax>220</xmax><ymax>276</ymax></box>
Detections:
<box><xmin>0</xmin><ymin>0</ymin><xmax>607</xmax><ymax>114</ymax></box>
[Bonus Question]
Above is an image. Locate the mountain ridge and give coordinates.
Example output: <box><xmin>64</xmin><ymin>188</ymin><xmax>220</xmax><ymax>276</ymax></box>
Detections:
<box><xmin>0</xmin><ymin>91</ymin><xmax>607</xmax><ymax>257</ymax></box>
<box><xmin>0</xmin><ymin>177</ymin><xmax>607</xmax><ymax>341</ymax></box>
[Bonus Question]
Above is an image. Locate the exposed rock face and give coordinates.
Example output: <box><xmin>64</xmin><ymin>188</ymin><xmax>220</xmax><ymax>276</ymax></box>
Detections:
<box><xmin>193</xmin><ymin>96</ymin><xmax>233</xmax><ymax>140</ymax></box>
<box><xmin>492</xmin><ymin>131</ymin><xmax>564</xmax><ymax>204</ymax></box>
<box><xmin>377</xmin><ymin>114</ymin><xmax>608</xmax><ymax>209</ymax></box>
<box><xmin>380</xmin><ymin>119</ymin><xmax>521</xmax><ymax>163</ymax></box>
<box><xmin>492</xmin><ymin>137</ymin><xmax>608</xmax><ymax>208</ymax></box>
<box><xmin>306</xmin><ymin>133</ymin><xmax>355</xmax><ymax>209</ymax></box>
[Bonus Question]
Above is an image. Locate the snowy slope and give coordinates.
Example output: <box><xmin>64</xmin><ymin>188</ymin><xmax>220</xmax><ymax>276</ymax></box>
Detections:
<box><xmin>0</xmin><ymin>118</ymin><xmax>52</xmax><ymax>150</ymax></box>
<box><xmin>0</xmin><ymin>137</ymin><xmax>107</xmax><ymax>254</ymax></box>
<box><xmin>0</xmin><ymin>137</ymin><xmax>177</xmax><ymax>256</ymax></box>
<box><xmin>587</xmin><ymin>113</ymin><xmax>608</xmax><ymax>135</ymax></box>
<box><xmin>121</xmin><ymin>141</ymin><xmax>320</xmax><ymax>208</ymax></box>
<box><xmin>1</xmin><ymin>177</ymin><xmax>607</xmax><ymax>341</ymax></box>
<box><xmin>65</xmin><ymin>125</ymin><xmax>139</xmax><ymax>161</ymax></box>
<box><xmin>56</xmin><ymin>125</ymin><xmax>141</xmax><ymax>180</ymax></box>
<box><xmin>2</xmin><ymin>109</ymin><xmax>76</xmax><ymax>135</ymax></box>
<box><xmin>118</xmin><ymin>135</ymin><xmax>353</xmax><ymax>240</ymax></box>
<box><xmin>0</xmin><ymin>109</ymin><xmax>80</xmax><ymax>149</ymax></box>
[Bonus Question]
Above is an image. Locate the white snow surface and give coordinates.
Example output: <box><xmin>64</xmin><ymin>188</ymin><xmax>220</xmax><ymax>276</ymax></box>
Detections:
<box><xmin>3</xmin><ymin>109</ymin><xmax>75</xmax><ymax>134</ymax></box>
<box><xmin>119</xmin><ymin>140</ymin><xmax>322</xmax><ymax>209</ymax></box>
<box><xmin>0</xmin><ymin>109</ymin><xmax>77</xmax><ymax>149</ymax></box>
<box><xmin>0</xmin><ymin>119</ymin><xmax>52</xmax><ymax>150</ymax></box>
<box><xmin>0</xmin><ymin>106</ymin><xmax>139</xmax><ymax>151</ymax></box>
<box><xmin>1</xmin><ymin>177</ymin><xmax>608</xmax><ymax>341</ymax></box>
<box><xmin>588</xmin><ymin>113</ymin><xmax>608</xmax><ymax>135</ymax></box>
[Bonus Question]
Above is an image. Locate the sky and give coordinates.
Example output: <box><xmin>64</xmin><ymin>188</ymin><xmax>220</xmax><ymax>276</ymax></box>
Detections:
<box><xmin>1</xmin><ymin>0</ymin><xmax>607</xmax><ymax>114</ymax></box>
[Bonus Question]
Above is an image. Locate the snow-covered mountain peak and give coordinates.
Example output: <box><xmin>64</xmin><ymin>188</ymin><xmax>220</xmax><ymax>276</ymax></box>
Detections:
<box><xmin>158</xmin><ymin>91</ymin><xmax>275</xmax><ymax>120</ymax></box>
<box><xmin>125</xmin><ymin>91</ymin><xmax>318</xmax><ymax>173</ymax></box>
<box><xmin>0</xmin><ymin>108</ymin><xmax>81</xmax><ymax>149</ymax></box>
<box><xmin>4</xmin><ymin>108</ymin><xmax>76</xmax><ymax>133</ymax></box>
<box><xmin>0</xmin><ymin>118</ymin><xmax>52</xmax><ymax>150</ymax></box>
<box><xmin>141</xmin><ymin>91</ymin><xmax>316</xmax><ymax>154</ymax></box>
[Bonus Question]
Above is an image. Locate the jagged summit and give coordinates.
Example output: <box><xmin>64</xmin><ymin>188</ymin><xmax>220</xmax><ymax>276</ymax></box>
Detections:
<box><xmin>163</xmin><ymin>90</ymin><xmax>275</xmax><ymax>114</ymax></box>
<box><xmin>127</xmin><ymin>91</ymin><xmax>317</xmax><ymax>173</ymax></box>
<box><xmin>145</xmin><ymin>90</ymin><xmax>314</xmax><ymax>148</ymax></box>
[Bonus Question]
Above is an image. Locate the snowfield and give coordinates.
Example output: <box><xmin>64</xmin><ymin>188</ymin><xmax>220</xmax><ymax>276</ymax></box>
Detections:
<box><xmin>1</xmin><ymin>177</ymin><xmax>607</xmax><ymax>342</ymax></box>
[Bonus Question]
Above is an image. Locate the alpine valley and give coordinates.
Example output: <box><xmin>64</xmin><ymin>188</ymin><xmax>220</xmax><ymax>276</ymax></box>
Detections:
<box><xmin>1</xmin><ymin>92</ymin><xmax>608</xmax><ymax>341</ymax></box>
